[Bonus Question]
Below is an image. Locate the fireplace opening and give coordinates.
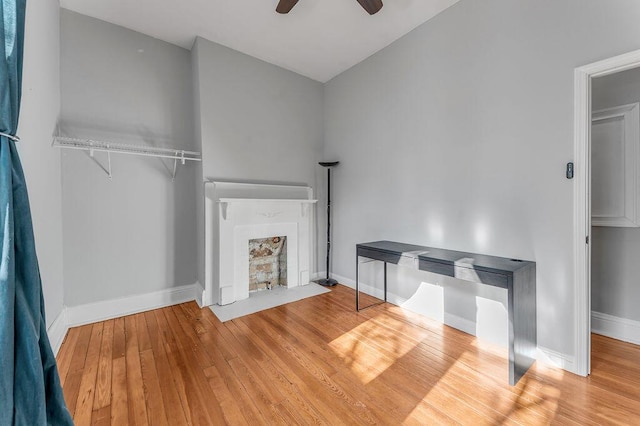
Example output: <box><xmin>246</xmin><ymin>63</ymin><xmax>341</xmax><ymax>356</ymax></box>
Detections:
<box><xmin>249</xmin><ymin>236</ymin><xmax>287</xmax><ymax>292</ymax></box>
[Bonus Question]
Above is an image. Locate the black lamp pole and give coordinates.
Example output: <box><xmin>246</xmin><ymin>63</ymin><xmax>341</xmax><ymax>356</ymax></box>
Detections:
<box><xmin>315</xmin><ymin>161</ymin><xmax>339</xmax><ymax>286</ymax></box>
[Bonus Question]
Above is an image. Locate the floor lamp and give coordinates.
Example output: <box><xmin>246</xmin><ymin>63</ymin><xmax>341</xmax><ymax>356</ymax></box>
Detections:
<box><xmin>315</xmin><ymin>161</ymin><xmax>339</xmax><ymax>286</ymax></box>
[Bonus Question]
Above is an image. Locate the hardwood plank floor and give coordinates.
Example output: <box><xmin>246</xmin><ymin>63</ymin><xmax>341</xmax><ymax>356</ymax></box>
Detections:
<box><xmin>58</xmin><ymin>285</ymin><xmax>640</xmax><ymax>425</ymax></box>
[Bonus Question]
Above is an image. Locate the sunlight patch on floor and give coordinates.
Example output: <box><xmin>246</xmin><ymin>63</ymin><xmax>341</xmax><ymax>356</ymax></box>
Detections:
<box><xmin>328</xmin><ymin>314</ymin><xmax>421</xmax><ymax>384</ymax></box>
<box><xmin>403</xmin><ymin>351</ymin><xmax>562</xmax><ymax>424</ymax></box>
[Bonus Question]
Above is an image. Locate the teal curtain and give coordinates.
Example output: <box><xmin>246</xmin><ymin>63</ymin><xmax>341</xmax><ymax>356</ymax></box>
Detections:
<box><xmin>0</xmin><ymin>0</ymin><xmax>73</xmax><ymax>424</ymax></box>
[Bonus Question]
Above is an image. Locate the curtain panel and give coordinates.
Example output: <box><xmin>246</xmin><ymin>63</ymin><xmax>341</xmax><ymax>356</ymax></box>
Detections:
<box><xmin>0</xmin><ymin>0</ymin><xmax>73</xmax><ymax>423</ymax></box>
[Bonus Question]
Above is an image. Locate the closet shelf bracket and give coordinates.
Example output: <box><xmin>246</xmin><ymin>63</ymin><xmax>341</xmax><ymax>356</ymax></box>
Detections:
<box><xmin>52</xmin><ymin>136</ymin><xmax>201</xmax><ymax>181</ymax></box>
<box><xmin>88</xmin><ymin>146</ymin><xmax>113</xmax><ymax>179</ymax></box>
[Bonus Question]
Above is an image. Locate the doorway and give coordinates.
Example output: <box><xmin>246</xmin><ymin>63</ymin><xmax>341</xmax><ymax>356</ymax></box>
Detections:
<box><xmin>574</xmin><ymin>49</ymin><xmax>640</xmax><ymax>376</ymax></box>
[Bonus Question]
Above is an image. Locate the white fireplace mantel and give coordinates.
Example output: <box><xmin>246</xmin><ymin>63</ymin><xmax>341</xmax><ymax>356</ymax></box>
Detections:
<box><xmin>218</xmin><ymin>198</ymin><xmax>317</xmax><ymax>221</ymax></box>
<box><xmin>203</xmin><ymin>182</ymin><xmax>317</xmax><ymax>307</ymax></box>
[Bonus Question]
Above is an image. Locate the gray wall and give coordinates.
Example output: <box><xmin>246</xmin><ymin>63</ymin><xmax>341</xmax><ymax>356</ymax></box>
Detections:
<box><xmin>592</xmin><ymin>67</ymin><xmax>640</xmax><ymax>322</ymax></box>
<box><xmin>192</xmin><ymin>37</ymin><xmax>324</xmax><ymax>184</ymax></box>
<box><xmin>191</xmin><ymin>37</ymin><xmax>326</xmax><ymax>288</ymax></box>
<box><xmin>323</xmin><ymin>0</ymin><xmax>640</xmax><ymax>357</ymax></box>
<box><xmin>60</xmin><ymin>10</ymin><xmax>198</xmax><ymax>306</ymax></box>
<box><xmin>18</xmin><ymin>0</ymin><xmax>63</xmax><ymax>328</ymax></box>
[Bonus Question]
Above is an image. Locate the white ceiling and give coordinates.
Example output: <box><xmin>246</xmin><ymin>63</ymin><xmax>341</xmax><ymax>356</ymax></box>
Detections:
<box><xmin>60</xmin><ymin>0</ymin><xmax>460</xmax><ymax>83</ymax></box>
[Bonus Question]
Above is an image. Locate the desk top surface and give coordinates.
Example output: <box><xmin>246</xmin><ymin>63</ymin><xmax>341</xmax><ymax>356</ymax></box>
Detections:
<box><xmin>357</xmin><ymin>240</ymin><xmax>534</xmax><ymax>275</ymax></box>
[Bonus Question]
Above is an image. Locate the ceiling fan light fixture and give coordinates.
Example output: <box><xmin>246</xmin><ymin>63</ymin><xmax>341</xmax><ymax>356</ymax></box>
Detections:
<box><xmin>276</xmin><ymin>0</ymin><xmax>383</xmax><ymax>15</ymax></box>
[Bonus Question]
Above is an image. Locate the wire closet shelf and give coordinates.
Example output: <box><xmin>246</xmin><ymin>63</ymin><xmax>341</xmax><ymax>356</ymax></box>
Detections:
<box><xmin>52</xmin><ymin>135</ymin><xmax>201</xmax><ymax>180</ymax></box>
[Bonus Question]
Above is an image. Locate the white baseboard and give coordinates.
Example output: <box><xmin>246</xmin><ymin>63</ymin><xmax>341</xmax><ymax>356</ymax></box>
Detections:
<box><xmin>536</xmin><ymin>346</ymin><xmax>576</xmax><ymax>373</ymax></box>
<box><xmin>331</xmin><ymin>272</ymin><xmax>393</xmax><ymax>300</ymax></box>
<box><xmin>311</xmin><ymin>271</ymin><xmax>325</xmax><ymax>281</ymax></box>
<box><xmin>48</xmin><ymin>284</ymin><xmax>197</xmax><ymax>356</ymax></box>
<box><xmin>330</xmin><ymin>272</ymin><xmax>353</xmax><ymax>289</ymax></box>
<box><xmin>332</xmin><ymin>272</ymin><xmax>478</xmax><ymax>333</ymax></box>
<box><xmin>592</xmin><ymin>311</ymin><xmax>640</xmax><ymax>346</ymax></box>
<box><xmin>66</xmin><ymin>283</ymin><xmax>197</xmax><ymax>327</ymax></box>
<box><xmin>195</xmin><ymin>282</ymin><xmax>205</xmax><ymax>308</ymax></box>
<box><xmin>47</xmin><ymin>310</ymin><xmax>68</xmax><ymax>356</ymax></box>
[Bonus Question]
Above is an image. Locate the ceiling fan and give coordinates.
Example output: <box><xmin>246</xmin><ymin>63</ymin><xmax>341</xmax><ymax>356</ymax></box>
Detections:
<box><xmin>276</xmin><ymin>0</ymin><xmax>383</xmax><ymax>15</ymax></box>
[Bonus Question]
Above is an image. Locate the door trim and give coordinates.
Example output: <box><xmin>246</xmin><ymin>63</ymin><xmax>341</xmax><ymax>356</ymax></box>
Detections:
<box><xmin>574</xmin><ymin>49</ymin><xmax>640</xmax><ymax>377</ymax></box>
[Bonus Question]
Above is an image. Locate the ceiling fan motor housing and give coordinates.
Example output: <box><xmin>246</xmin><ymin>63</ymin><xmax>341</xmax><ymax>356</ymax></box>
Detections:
<box><xmin>276</xmin><ymin>0</ymin><xmax>383</xmax><ymax>15</ymax></box>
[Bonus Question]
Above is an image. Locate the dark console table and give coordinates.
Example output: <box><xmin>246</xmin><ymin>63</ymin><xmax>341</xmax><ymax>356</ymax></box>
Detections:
<box><xmin>356</xmin><ymin>240</ymin><xmax>536</xmax><ymax>385</ymax></box>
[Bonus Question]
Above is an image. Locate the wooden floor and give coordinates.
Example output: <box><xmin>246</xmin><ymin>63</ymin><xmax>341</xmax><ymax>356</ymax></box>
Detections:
<box><xmin>57</xmin><ymin>284</ymin><xmax>640</xmax><ymax>425</ymax></box>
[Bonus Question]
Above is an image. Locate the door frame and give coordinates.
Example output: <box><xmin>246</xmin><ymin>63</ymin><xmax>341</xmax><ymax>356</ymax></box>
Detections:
<box><xmin>574</xmin><ymin>49</ymin><xmax>640</xmax><ymax>377</ymax></box>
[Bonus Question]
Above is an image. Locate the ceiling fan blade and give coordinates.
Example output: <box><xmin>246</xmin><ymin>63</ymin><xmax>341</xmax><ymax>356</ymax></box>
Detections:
<box><xmin>356</xmin><ymin>0</ymin><xmax>383</xmax><ymax>15</ymax></box>
<box><xmin>276</xmin><ymin>0</ymin><xmax>299</xmax><ymax>14</ymax></box>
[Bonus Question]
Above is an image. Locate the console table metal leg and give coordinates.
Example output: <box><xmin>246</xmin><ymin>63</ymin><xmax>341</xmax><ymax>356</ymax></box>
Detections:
<box><xmin>356</xmin><ymin>252</ymin><xmax>360</xmax><ymax>311</ymax></box>
<box><xmin>384</xmin><ymin>262</ymin><xmax>387</xmax><ymax>303</ymax></box>
<box><xmin>355</xmin><ymin>251</ymin><xmax>389</xmax><ymax>312</ymax></box>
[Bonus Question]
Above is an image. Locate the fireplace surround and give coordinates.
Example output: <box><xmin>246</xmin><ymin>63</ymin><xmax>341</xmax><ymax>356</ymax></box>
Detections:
<box><xmin>203</xmin><ymin>181</ymin><xmax>317</xmax><ymax>306</ymax></box>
